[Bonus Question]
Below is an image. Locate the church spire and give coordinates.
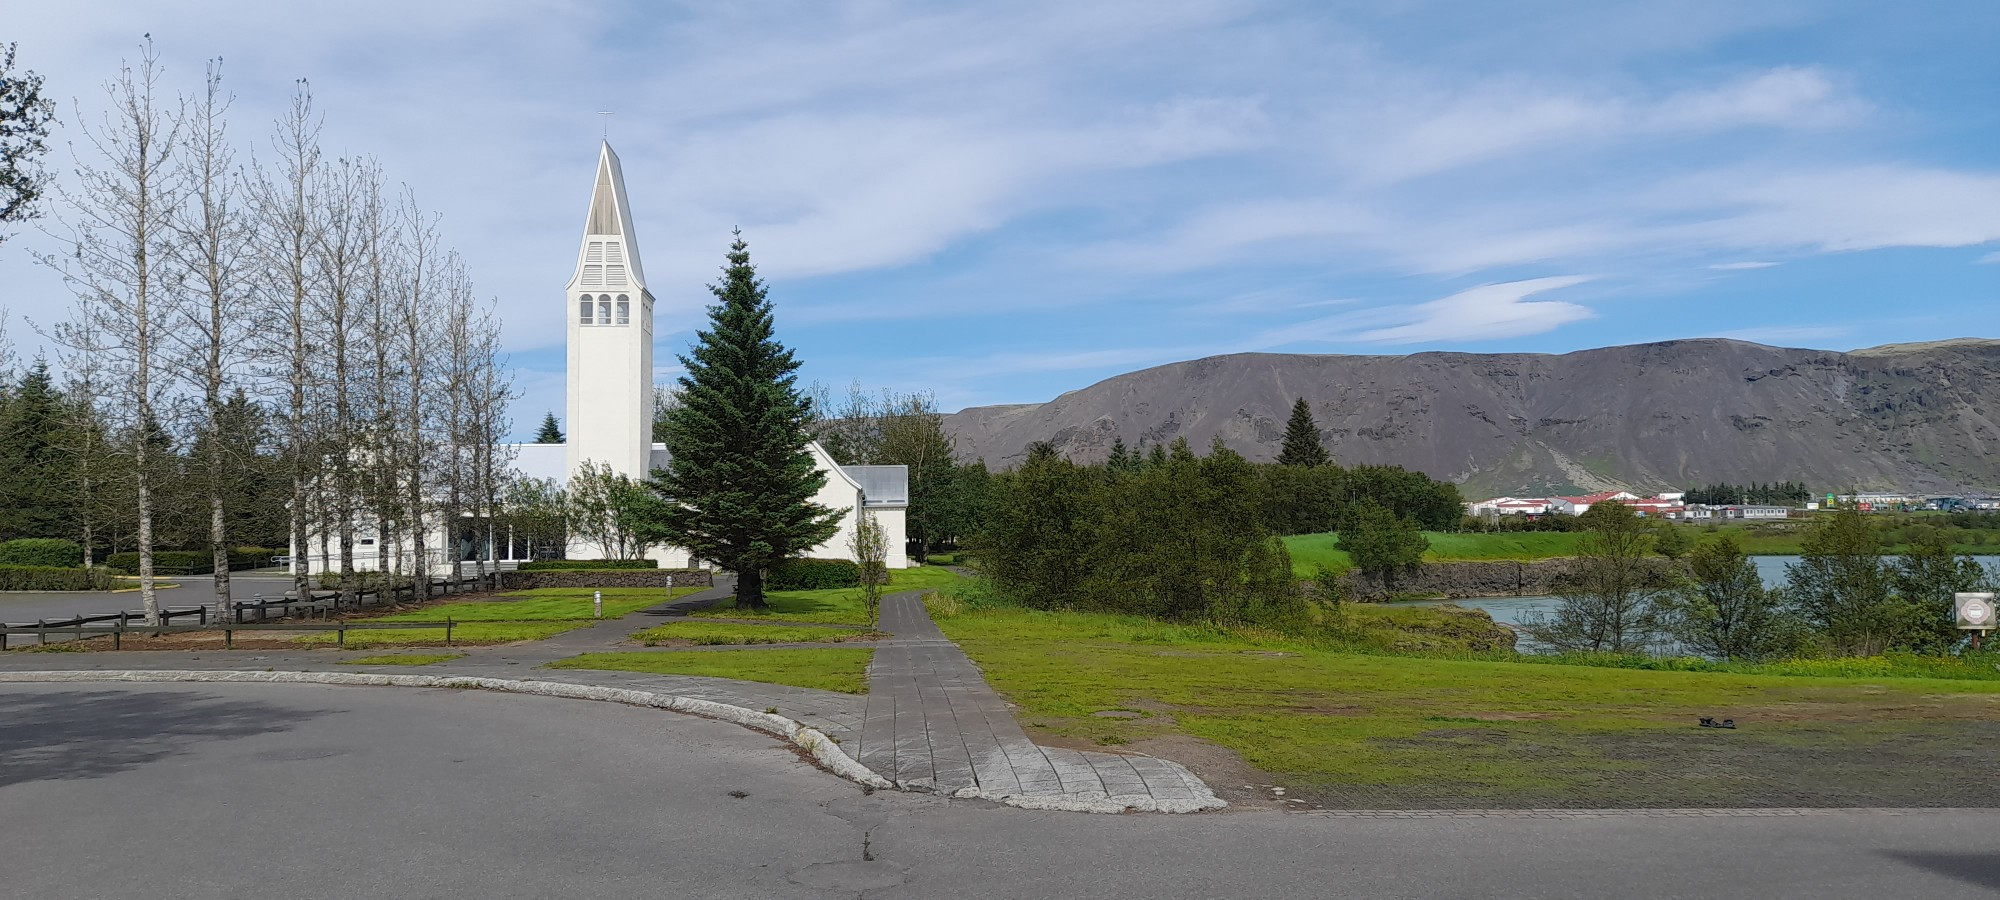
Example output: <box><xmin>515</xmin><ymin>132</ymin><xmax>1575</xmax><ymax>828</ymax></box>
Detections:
<box><xmin>572</xmin><ymin>141</ymin><xmax>647</xmax><ymax>290</ymax></box>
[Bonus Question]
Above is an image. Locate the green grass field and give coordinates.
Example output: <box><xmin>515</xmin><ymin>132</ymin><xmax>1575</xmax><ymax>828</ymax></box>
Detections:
<box><xmin>297</xmin><ymin>621</ymin><xmax>584</xmax><ymax>648</ymax></box>
<box><xmin>688</xmin><ymin>566</ymin><xmax>964</xmax><ymax>625</ymax></box>
<box><xmin>631</xmin><ymin>621</ymin><xmax>874</xmax><ymax>646</ymax></box>
<box><xmin>927</xmin><ymin>601</ymin><xmax>2000</xmax><ymax>808</ymax></box>
<box><xmin>547</xmin><ymin>648</ymin><xmax>874</xmax><ymax>694</ymax></box>
<box><xmin>375</xmin><ymin>586</ymin><xmax>704</xmax><ymax>622</ymax></box>
<box><xmin>1283</xmin><ymin>531</ymin><xmax>1589</xmax><ymax>576</ymax></box>
<box><xmin>293</xmin><ymin>586</ymin><xmax>703</xmax><ymax>648</ymax></box>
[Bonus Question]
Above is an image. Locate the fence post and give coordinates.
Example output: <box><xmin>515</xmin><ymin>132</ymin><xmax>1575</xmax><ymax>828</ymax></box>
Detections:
<box><xmin>446</xmin><ymin>618</ymin><xmax>453</xmax><ymax>647</ymax></box>
<box><xmin>113</xmin><ymin>624</ymin><xmax>120</xmax><ymax>650</ymax></box>
<box><xmin>225</xmin><ymin>625</ymin><xmax>233</xmax><ymax>650</ymax></box>
<box><xmin>338</xmin><ymin>621</ymin><xmax>345</xmax><ymax>647</ymax></box>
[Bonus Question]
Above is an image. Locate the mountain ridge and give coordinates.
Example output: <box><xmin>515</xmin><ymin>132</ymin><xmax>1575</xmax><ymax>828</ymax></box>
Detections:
<box><xmin>940</xmin><ymin>338</ymin><xmax>2000</xmax><ymax>496</ymax></box>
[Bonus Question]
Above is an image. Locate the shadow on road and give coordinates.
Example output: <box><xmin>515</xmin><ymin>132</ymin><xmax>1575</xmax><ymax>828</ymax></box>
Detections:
<box><xmin>1880</xmin><ymin>850</ymin><xmax>2000</xmax><ymax>892</ymax></box>
<box><xmin>0</xmin><ymin>689</ymin><xmax>325</xmax><ymax>788</ymax></box>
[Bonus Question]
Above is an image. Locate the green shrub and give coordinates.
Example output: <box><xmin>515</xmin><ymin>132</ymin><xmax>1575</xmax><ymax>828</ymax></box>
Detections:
<box><xmin>0</xmin><ymin>565</ymin><xmax>116</xmax><ymax>591</ymax></box>
<box><xmin>516</xmin><ymin>559</ymin><xmax>658</xmax><ymax>571</ymax></box>
<box><xmin>0</xmin><ymin>538</ymin><xmax>85</xmax><ymax>568</ymax></box>
<box><xmin>767</xmin><ymin>558</ymin><xmax>860</xmax><ymax>590</ymax></box>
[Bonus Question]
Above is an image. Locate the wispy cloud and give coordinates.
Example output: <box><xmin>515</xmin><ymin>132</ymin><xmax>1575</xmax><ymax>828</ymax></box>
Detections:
<box><xmin>1358</xmin><ymin>276</ymin><xmax>1597</xmax><ymax>344</ymax></box>
<box><xmin>1709</xmin><ymin>261</ymin><xmax>1781</xmax><ymax>270</ymax></box>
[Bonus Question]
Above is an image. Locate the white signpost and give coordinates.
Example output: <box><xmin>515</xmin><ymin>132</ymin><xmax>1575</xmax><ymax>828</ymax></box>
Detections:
<box><xmin>1957</xmin><ymin>592</ymin><xmax>1995</xmax><ymax>650</ymax></box>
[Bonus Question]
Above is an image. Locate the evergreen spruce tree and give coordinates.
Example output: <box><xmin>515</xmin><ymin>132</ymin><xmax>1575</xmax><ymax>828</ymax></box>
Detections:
<box><xmin>1277</xmin><ymin>397</ymin><xmax>1329</xmax><ymax>467</ymax></box>
<box><xmin>534</xmin><ymin>411</ymin><xmax>564</xmax><ymax>443</ymax></box>
<box><xmin>645</xmin><ymin>233</ymin><xmax>839</xmax><ymax>610</ymax></box>
<box><xmin>1105</xmin><ymin>436</ymin><xmax>1135</xmax><ymax>474</ymax></box>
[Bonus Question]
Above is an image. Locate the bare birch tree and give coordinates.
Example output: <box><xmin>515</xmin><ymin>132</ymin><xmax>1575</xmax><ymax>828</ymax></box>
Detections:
<box><xmin>396</xmin><ymin>192</ymin><xmax>443</xmax><ymax>600</ymax></box>
<box><xmin>167</xmin><ymin>57</ymin><xmax>249</xmax><ymax>615</ymax></box>
<box><xmin>44</xmin><ymin>41</ymin><xmax>182</xmax><ymax>624</ymax></box>
<box><xmin>246</xmin><ymin>80</ymin><xmax>322</xmax><ymax>602</ymax></box>
<box><xmin>310</xmin><ymin>155</ymin><xmax>375</xmax><ymax>604</ymax></box>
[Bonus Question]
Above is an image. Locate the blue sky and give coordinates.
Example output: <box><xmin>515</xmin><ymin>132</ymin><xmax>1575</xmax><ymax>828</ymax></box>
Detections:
<box><xmin>6</xmin><ymin>1</ymin><xmax>1998</xmax><ymax>438</ymax></box>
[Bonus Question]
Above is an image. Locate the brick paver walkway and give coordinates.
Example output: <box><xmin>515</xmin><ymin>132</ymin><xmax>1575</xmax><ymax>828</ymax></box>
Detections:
<box><xmin>854</xmin><ymin>591</ymin><xmax>1217</xmax><ymax>808</ymax></box>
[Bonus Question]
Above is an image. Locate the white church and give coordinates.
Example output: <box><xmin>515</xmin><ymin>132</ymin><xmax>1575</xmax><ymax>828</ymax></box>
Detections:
<box><xmin>300</xmin><ymin>143</ymin><xmax>908</xmax><ymax>574</ymax></box>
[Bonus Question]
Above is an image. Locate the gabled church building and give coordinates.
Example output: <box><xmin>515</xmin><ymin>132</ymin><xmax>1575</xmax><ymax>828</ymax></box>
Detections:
<box><xmin>510</xmin><ymin>142</ymin><xmax>910</xmax><ymax>570</ymax></box>
<box><xmin>295</xmin><ymin>143</ymin><xmax>908</xmax><ymax>574</ymax></box>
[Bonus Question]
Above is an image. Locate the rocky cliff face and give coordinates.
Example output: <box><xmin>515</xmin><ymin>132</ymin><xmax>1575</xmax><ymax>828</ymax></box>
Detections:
<box><xmin>943</xmin><ymin>338</ymin><xmax>2000</xmax><ymax>496</ymax></box>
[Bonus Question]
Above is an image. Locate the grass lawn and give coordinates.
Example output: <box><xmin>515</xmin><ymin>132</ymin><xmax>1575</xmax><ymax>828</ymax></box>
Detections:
<box><xmin>928</xmin><ymin>601</ymin><xmax>2000</xmax><ymax>808</ymax></box>
<box><xmin>1283</xmin><ymin>531</ymin><xmax>1589</xmax><ymax>576</ymax></box>
<box><xmin>377</xmin><ymin>586</ymin><xmax>705</xmax><ymax>622</ymax></box>
<box><xmin>631</xmin><ymin>622</ymin><xmax>875</xmax><ymax>646</ymax></box>
<box><xmin>297</xmin><ymin>621</ymin><xmax>584</xmax><ymax>648</ymax></box>
<box><xmin>338</xmin><ymin>652</ymin><xmax>464</xmax><ymax>666</ymax></box>
<box><xmin>292</xmin><ymin>586</ymin><xmax>705</xmax><ymax>648</ymax></box>
<box><xmin>687</xmin><ymin>566</ymin><xmax>964</xmax><ymax>625</ymax></box>
<box><xmin>547</xmin><ymin>648</ymin><xmax>873</xmax><ymax>694</ymax></box>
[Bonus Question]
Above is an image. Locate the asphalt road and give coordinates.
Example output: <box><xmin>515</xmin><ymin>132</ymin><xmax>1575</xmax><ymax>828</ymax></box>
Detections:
<box><xmin>0</xmin><ymin>573</ymin><xmax>296</xmax><ymax>629</ymax></box>
<box><xmin>4</xmin><ymin>681</ymin><xmax>1997</xmax><ymax>899</ymax></box>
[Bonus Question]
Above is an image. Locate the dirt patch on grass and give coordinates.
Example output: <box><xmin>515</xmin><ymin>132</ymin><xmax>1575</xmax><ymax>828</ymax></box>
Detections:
<box><xmin>1126</xmin><ymin>735</ymin><xmax>1297</xmax><ymax>812</ymax></box>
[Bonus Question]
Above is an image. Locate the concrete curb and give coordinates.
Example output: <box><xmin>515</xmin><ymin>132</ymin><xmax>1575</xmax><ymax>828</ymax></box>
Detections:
<box><xmin>0</xmin><ymin>669</ymin><xmax>893</xmax><ymax>791</ymax></box>
<box><xmin>0</xmin><ymin>669</ymin><xmax>1225</xmax><ymax>813</ymax></box>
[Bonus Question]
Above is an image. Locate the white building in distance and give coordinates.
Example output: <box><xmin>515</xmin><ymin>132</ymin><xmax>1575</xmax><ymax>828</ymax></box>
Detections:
<box><xmin>296</xmin><ymin>143</ymin><xmax>907</xmax><ymax>574</ymax></box>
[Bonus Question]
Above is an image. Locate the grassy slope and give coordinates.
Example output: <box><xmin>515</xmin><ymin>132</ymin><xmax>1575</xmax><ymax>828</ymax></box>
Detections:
<box><xmin>929</xmin><ymin>603</ymin><xmax>2000</xmax><ymax>806</ymax></box>
<box><xmin>689</xmin><ymin>566</ymin><xmax>964</xmax><ymax>625</ymax></box>
<box><xmin>548</xmin><ymin>648</ymin><xmax>874</xmax><ymax>694</ymax></box>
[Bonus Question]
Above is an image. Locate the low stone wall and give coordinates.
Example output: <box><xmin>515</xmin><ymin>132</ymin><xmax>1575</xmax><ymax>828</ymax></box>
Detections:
<box><xmin>497</xmin><ymin>569</ymin><xmax>712</xmax><ymax>591</ymax></box>
<box><xmin>1338</xmin><ymin>559</ymin><xmax>1572</xmax><ymax>601</ymax></box>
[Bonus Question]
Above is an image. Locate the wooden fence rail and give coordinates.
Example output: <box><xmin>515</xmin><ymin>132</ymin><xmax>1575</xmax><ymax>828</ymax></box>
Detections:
<box><xmin>0</xmin><ymin>618</ymin><xmax>457</xmax><ymax>651</ymax></box>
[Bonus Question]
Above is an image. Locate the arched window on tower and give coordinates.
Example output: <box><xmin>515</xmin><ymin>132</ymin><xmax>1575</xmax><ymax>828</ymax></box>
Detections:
<box><xmin>579</xmin><ymin>294</ymin><xmax>593</xmax><ymax>325</ymax></box>
<box><xmin>598</xmin><ymin>294</ymin><xmax>612</xmax><ymax>324</ymax></box>
<box><xmin>616</xmin><ymin>294</ymin><xmax>630</xmax><ymax>325</ymax></box>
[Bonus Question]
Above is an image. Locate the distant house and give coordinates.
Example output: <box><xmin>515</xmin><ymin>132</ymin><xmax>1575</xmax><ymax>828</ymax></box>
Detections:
<box><xmin>1683</xmin><ymin>504</ymin><xmax>1789</xmax><ymax>521</ymax></box>
<box><xmin>1466</xmin><ymin>497</ymin><xmax>1554</xmax><ymax>516</ymax></box>
<box><xmin>1548</xmin><ymin>491</ymin><xmax>1638</xmax><ymax>516</ymax></box>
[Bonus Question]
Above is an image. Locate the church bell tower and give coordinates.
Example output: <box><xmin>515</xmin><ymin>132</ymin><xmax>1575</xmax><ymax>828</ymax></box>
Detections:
<box><xmin>564</xmin><ymin>142</ymin><xmax>655</xmax><ymax>482</ymax></box>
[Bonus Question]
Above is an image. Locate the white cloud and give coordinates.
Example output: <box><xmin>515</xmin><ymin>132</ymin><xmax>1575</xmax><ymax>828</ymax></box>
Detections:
<box><xmin>1708</xmin><ymin>261</ymin><xmax>1780</xmax><ymax>270</ymax></box>
<box><xmin>1977</xmin><ymin>251</ymin><xmax>2000</xmax><ymax>264</ymax></box>
<box><xmin>1358</xmin><ymin>276</ymin><xmax>1596</xmax><ymax>344</ymax></box>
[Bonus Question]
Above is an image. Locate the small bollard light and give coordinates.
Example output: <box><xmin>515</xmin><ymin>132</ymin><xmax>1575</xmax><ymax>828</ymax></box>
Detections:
<box><xmin>593</xmin><ymin>590</ymin><xmax>603</xmax><ymax>619</ymax></box>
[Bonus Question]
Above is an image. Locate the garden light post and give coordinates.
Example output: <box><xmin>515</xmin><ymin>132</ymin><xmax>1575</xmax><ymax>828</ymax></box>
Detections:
<box><xmin>593</xmin><ymin>590</ymin><xmax>603</xmax><ymax>619</ymax></box>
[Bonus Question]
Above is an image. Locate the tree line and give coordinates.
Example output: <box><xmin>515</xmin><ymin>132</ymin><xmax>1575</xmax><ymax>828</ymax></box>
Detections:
<box><xmin>0</xmin><ymin>42</ymin><xmax>509</xmax><ymax>624</ymax></box>
<box><xmin>1524</xmin><ymin>503</ymin><xmax>1998</xmax><ymax>660</ymax></box>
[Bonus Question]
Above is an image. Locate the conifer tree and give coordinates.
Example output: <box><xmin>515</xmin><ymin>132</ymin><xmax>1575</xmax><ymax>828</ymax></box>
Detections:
<box><xmin>1277</xmin><ymin>397</ymin><xmax>1329</xmax><ymax>467</ymax></box>
<box><xmin>534</xmin><ymin>411</ymin><xmax>564</xmax><ymax>443</ymax></box>
<box><xmin>645</xmin><ymin>233</ymin><xmax>839</xmax><ymax>610</ymax></box>
<box><xmin>1105</xmin><ymin>436</ymin><xmax>1136</xmax><ymax>474</ymax></box>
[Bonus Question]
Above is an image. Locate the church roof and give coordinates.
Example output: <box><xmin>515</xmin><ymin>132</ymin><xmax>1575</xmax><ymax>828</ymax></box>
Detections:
<box><xmin>575</xmin><ymin>141</ymin><xmax>648</xmax><ymax>288</ymax></box>
<box><xmin>843</xmin><ymin>465</ymin><xmax>909</xmax><ymax>506</ymax></box>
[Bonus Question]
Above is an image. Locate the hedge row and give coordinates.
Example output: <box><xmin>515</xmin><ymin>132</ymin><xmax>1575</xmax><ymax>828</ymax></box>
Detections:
<box><xmin>104</xmin><ymin>547</ymin><xmax>279</xmax><ymax>576</ymax></box>
<box><xmin>0</xmin><ymin>565</ymin><xmax>116</xmax><ymax>592</ymax></box>
<box><xmin>516</xmin><ymin>559</ymin><xmax>658</xmax><ymax>571</ymax></box>
<box><xmin>0</xmin><ymin>538</ymin><xmax>85</xmax><ymax>568</ymax></box>
<box><xmin>766</xmin><ymin>558</ymin><xmax>861</xmax><ymax>590</ymax></box>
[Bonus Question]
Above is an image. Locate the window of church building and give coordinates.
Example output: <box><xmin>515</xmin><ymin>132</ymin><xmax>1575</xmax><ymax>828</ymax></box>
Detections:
<box><xmin>579</xmin><ymin>295</ymin><xmax>593</xmax><ymax>324</ymax></box>
<box><xmin>616</xmin><ymin>294</ymin><xmax>630</xmax><ymax>325</ymax></box>
<box><xmin>598</xmin><ymin>295</ymin><xmax>612</xmax><ymax>323</ymax></box>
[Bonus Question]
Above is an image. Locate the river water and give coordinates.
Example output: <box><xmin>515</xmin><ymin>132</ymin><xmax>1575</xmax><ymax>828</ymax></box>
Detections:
<box><xmin>1392</xmin><ymin>554</ymin><xmax>2000</xmax><ymax>632</ymax></box>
